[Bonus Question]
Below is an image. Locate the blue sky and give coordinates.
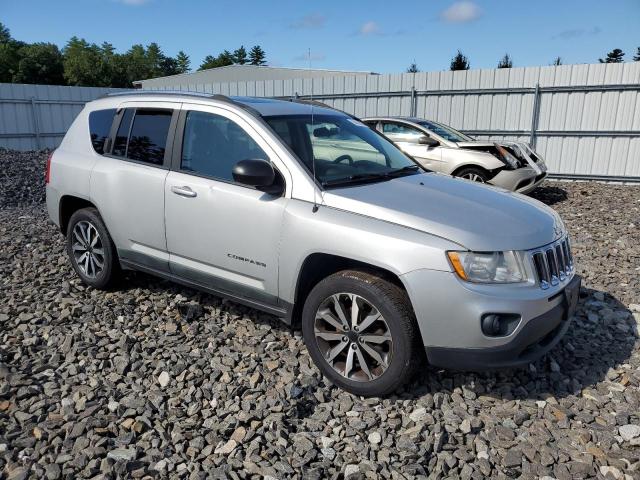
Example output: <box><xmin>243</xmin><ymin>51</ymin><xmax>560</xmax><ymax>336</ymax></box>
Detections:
<box><xmin>2</xmin><ymin>0</ymin><xmax>639</xmax><ymax>73</ymax></box>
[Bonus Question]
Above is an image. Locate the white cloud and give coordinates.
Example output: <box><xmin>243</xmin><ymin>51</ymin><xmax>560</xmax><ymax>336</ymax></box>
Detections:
<box><xmin>290</xmin><ymin>13</ymin><xmax>327</xmax><ymax>29</ymax></box>
<box><xmin>358</xmin><ymin>21</ymin><xmax>382</xmax><ymax>36</ymax></box>
<box><xmin>441</xmin><ymin>1</ymin><xmax>482</xmax><ymax>23</ymax></box>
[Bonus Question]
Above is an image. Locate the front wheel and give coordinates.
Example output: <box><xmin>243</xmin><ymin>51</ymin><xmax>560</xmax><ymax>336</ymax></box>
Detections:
<box><xmin>301</xmin><ymin>270</ymin><xmax>422</xmax><ymax>396</ymax></box>
<box><xmin>454</xmin><ymin>166</ymin><xmax>491</xmax><ymax>183</ymax></box>
<box><xmin>66</xmin><ymin>207</ymin><xmax>121</xmax><ymax>289</ymax></box>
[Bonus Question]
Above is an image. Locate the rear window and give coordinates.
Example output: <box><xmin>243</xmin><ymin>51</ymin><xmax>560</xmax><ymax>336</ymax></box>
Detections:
<box><xmin>112</xmin><ymin>108</ymin><xmax>173</xmax><ymax>165</ymax></box>
<box><xmin>88</xmin><ymin>109</ymin><xmax>116</xmax><ymax>154</ymax></box>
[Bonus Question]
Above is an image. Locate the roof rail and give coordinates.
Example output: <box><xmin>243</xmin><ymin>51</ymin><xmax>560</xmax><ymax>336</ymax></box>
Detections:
<box><xmin>99</xmin><ymin>90</ymin><xmax>262</xmax><ymax>117</ymax></box>
<box><xmin>287</xmin><ymin>97</ymin><xmax>358</xmax><ymax>120</ymax></box>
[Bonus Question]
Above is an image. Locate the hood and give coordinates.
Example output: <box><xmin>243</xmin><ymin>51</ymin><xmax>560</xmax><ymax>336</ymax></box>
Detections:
<box><xmin>322</xmin><ymin>173</ymin><xmax>563</xmax><ymax>252</ymax></box>
<box><xmin>455</xmin><ymin>141</ymin><xmax>496</xmax><ymax>149</ymax></box>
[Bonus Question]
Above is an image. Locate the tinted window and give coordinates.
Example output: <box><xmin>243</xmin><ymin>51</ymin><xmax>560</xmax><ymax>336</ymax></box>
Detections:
<box><xmin>181</xmin><ymin>111</ymin><xmax>268</xmax><ymax>182</ymax></box>
<box><xmin>88</xmin><ymin>109</ymin><xmax>116</xmax><ymax>154</ymax></box>
<box><xmin>112</xmin><ymin>108</ymin><xmax>134</xmax><ymax>157</ymax></box>
<box><xmin>417</xmin><ymin>119</ymin><xmax>472</xmax><ymax>142</ymax></box>
<box><xmin>127</xmin><ymin>110</ymin><xmax>172</xmax><ymax>164</ymax></box>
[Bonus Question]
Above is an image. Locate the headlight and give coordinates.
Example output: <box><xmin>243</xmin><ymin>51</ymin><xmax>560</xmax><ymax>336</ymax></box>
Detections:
<box><xmin>494</xmin><ymin>144</ymin><xmax>519</xmax><ymax>169</ymax></box>
<box><xmin>447</xmin><ymin>251</ymin><xmax>528</xmax><ymax>283</ymax></box>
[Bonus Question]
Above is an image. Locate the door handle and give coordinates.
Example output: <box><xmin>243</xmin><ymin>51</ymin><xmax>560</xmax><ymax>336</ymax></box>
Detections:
<box><xmin>171</xmin><ymin>186</ymin><xmax>197</xmax><ymax>198</ymax></box>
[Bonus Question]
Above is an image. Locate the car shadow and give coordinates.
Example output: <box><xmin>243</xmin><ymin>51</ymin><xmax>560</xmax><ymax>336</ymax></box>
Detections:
<box><xmin>115</xmin><ymin>272</ymin><xmax>636</xmax><ymax>403</ymax></box>
<box><xmin>394</xmin><ymin>286</ymin><xmax>636</xmax><ymax>402</ymax></box>
<box><xmin>529</xmin><ymin>184</ymin><xmax>568</xmax><ymax>206</ymax></box>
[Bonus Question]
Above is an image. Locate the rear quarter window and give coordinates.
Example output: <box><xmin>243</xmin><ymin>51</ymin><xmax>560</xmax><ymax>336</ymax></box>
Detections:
<box><xmin>89</xmin><ymin>109</ymin><xmax>116</xmax><ymax>154</ymax></box>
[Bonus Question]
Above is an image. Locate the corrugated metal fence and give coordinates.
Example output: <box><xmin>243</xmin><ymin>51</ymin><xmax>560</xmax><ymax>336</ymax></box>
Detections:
<box><xmin>147</xmin><ymin>62</ymin><xmax>640</xmax><ymax>180</ymax></box>
<box><xmin>1</xmin><ymin>63</ymin><xmax>639</xmax><ymax>179</ymax></box>
<box><xmin>0</xmin><ymin>83</ymin><xmax>124</xmax><ymax>150</ymax></box>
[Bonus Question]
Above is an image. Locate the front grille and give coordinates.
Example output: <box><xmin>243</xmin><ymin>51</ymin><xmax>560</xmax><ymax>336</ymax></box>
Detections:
<box><xmin>531</xmin><ymin>237</ymin><xmax>574</xmax><ymax>289</ymax></box>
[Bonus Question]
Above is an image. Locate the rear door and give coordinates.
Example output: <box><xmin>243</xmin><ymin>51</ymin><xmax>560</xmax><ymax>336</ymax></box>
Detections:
<box><xmin>90</xmin><ymin>101</ymin><xmax>179</xmax><ymax>272</ymax></box>
<box><xmin>380</xmin><ymin>121</ymin><xmax>444</xmax><ymax>171</ymax></box>
<box><xmin>164</xmin><ymin>103</ymin><xmax>289</xmax><ymax>306</ymax></box>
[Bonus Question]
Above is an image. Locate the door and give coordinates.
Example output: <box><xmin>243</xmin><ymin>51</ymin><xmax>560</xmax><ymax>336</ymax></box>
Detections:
<box><xmin>90</xmin><ymin>103</ymin><xmax>178</xmax><ymax>272</ymax></box>
<box><xmin>164</xmin><ymin>105</ymin><xmax>288</xmax><ymax>306</ymax></box>
<box><xmin>380</xmin><ymin>121</ymin><xmax>444</xmax><ymax>171</ymax></box>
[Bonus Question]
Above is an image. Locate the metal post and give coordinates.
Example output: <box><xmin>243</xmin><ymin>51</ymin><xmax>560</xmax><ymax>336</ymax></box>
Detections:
<box><xmin>410</xmin><ymin>86</ymin><xmax>417</xmax><ymax>117</ymax></box>
<box><xmin>30</xmin><ymin>97</ymin><xmax>42</xmax><ymax>150</ymax></box>
<box><xmin>529</xmin><ymin>83</ymin><xmax>541</xmax><ymax>148</ymax></box>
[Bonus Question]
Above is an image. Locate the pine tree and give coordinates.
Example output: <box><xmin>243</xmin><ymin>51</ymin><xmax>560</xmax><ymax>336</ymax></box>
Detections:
<box><xmin>497</xmin><ymin>53</ymin><xmax>513</xmax><ymax>69</ymax></box>
<box><xmin>233</xmin><ymin>45</ymin><xmax>248</xmax><ymax>65</ymax></box>
<box><xmin>599</xmin><ymin>49</ymin><xmax>624</xmax><ymax>63</ymax></box>
<box><xmin>406</xmin><ymin>62</ymin><xmax>419</xmax><ymax>73</ymax></box>
<box><xmin>632</xmin><ymin>47</ymin><xmax>640</xmax><ymax>62</ymax></box>
<box><xmin>450</xmin><ymin>50</ymin><xmax>470</xmax><ymax>71</ymax></box>
<box><xmin>175</xmin><ymin>51</ymin><xmax>190</xmax><ymax>73</ymax></box>
<box><xmin>552</xmin><ymin>57</ymin><xmax>562</xmax><ymax>66</ymax></box>
<box><xmin>249</xmin><ymin>45</ymin><xmax>266</xmax><ymax>65</ymax></box>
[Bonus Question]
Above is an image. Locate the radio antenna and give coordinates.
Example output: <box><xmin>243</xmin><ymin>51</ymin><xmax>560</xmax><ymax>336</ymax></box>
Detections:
<box><xmin>309</xmin><ymin>47</ymin><xmax>319</xmax><ymax>213</ymax></box>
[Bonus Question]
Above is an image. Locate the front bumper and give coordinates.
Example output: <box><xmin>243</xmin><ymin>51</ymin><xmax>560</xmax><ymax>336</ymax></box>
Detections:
<box><xmin>400</xmin><ymin>268</ymin><xmax>581</xmax><ymax>370</ymax></box>
<box><xmin>490</xmin><ymin>167</ymin><xmax>547</xmax><ymax>194</ymax></box>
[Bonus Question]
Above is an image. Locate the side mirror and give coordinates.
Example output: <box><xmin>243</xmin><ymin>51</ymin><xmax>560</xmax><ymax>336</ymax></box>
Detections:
<box><xmin>232</xmin><ymin>159</ymin><xmax>283</xmax><ymax>195</ymax></box>
<box><xmin>418</xmin><ymin>136</ymin><xmax>439</xmax><ymax>147</ymax></box>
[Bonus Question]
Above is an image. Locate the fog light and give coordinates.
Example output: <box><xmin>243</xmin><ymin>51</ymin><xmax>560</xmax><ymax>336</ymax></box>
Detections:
<box><xmin>481</xmin><ymin>313</ymin><xmax>521</xmax><ymax>337</ymax></box>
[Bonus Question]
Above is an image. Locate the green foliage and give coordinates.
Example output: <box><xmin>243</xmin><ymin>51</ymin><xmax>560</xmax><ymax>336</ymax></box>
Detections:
<box><xmin>0</xmin><ymin>21</ymin><xmax>267</xmax><ymax>86</ymax></box>
<box><xmin>634</xmin><ymin>47</ymin><xmax>640</xmax><ymax>62</ymax></box>
<box><xmin>450</xmin><ymin>50</ymin><xmax>470</xmax><ymax>71</ymax></box>
<box><xmin>233</xmin><ymin>46</ymin><xmax>248</xmax><ymax>65</ymax></box>
<box><xmin>406</xmin><ymin>62</ymin><xmax>419</xmax><ymax>73</ymax></box>
<box><xmin>599</xmin><ymin>49</ymin><xmax>625</xmax><ymax>63</ymax></box>
<box><xmin>552</xmin><ymin>57</ymin><xmax>562</xmax><ymax>66</ymax></box>
<box><xmin>14</xmin><ymin>43</ymin><xmax>65</xmax><ymax>85</ymax></box>
<box><xmin>249</xmin><ymin>45</ymin><xmax>266</xmax><ymax>65</ymax></box>
<box><xmin>497</xmin><ymin>53</ymin><xmax>513</xmax><ymax>69</ymax></box>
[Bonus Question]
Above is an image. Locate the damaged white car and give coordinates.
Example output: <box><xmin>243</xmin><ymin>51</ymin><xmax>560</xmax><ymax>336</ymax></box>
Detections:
<box><xmin>363</xmin><ymin>116</ymin><xmax>548</xmax><ymax>194</ymax></box>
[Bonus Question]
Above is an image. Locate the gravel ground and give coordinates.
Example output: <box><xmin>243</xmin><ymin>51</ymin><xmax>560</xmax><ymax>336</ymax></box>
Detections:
<box><xmin>1</xmin><ymin>150</ymin><xmax>639</xmax><ymax>480</ymax></box>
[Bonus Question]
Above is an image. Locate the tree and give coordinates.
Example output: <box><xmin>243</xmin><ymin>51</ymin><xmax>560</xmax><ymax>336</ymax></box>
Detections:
<box><xmin>0</xmin><ymin>23</ymin><xmax>23</xmax><ymax>83</ymax></box>
<box><xmin>450</xmin><ymin>50</ymin><xmax>470</xmax><ymax>71</ymax></box>
<box><xmin>599</xmin><ymin>48</ymin><xmax>624</xmax><ymax>63</ymax></box>
<box><xmin>198</xmin><ymin>50</ymin><xmax>234</xmax><ymax>70</ymax></box>
<box><xmin>552</xmin><ymin>56</ymin><xmax>562</xmax><ymax>66</ymax></box>
<box><xmin>233</xmin><ymin>45</ymin><xmax>248</xmax><ymax>65</ymax></box>
<box><xmin>63</xmin><ymin>37</ymin><xmax>104</xmax><ymax>86</ymax></box>
<box><xmin>249</xmin><ymin>45</ymin><xmax>266</xmax><ymax>65</ymax></box>
<box><xmin>497</xmin><ymin>53</ymin><xmax>513</xmax><ymax>69</ymax></box>
<box><xmin>632</xmin><ymin>47</ymin><xmax>639</xmax><ymax>62</ymax></box>
<box><xmin>13</xmin><ymin>42</ymin><xmax>65</xmax><ymax>85</ymax></box>
<box><xmin>406</xmin><ymin>62</ymin><xmax>419</xmax><ymax>73</ymax></box>
<box><xmin>175</xmin><ymin>51</ymin><xmax>190</xmax><ymax>73</ymax></box>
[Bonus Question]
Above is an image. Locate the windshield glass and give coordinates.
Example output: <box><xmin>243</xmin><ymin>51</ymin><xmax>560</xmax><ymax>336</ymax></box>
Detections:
<box><xmin>417</xmin><ymin>119</ymin><xmax>472</xmax><ymax>143</ymax></box>
<box><xmin>265</xmin><ymin>114</ymin><xmax>419</xmax><ymax>186</ymax></box>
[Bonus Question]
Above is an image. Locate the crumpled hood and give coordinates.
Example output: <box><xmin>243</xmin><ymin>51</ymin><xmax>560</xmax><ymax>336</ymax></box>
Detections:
<box><xmin>322</xmin><ymin>172</ymin><xmax>564</xmax><ymax>251</ymax></box>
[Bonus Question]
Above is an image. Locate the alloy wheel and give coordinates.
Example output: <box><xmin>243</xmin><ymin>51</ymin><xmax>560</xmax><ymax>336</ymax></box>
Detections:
<box><xmin>71</xmin><ymin>221</ymin><xmax>105</xmax><ymax>279</ymax></box>
<box><xmin>460</xmin><ymin>172</ymin><xmax>485</xmax><ymax>182</ymax></box>
<box><xmin>313</xmin><ymin>293</ymin><xmax>393</xmax><ymax>382</ymax></box>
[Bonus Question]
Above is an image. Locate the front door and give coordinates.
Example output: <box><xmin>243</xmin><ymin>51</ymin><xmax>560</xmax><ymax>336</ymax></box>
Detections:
<box><xmin>380</xmin><ymin>121</ymin><xmax>444</xmax><ymax>171</ymax></box>
<box><xmin>164</xmin><ymin>105</ymin><xmax>288</xmax><ymax>307</ymax></box>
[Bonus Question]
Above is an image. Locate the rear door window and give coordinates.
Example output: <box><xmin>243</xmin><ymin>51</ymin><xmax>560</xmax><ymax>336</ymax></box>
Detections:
<box><xmin>112</xmin><ymin>108</ymin><xmax>173</xmax><ymax>165</ymax></box>
<box><xmin>88</xmin><ymin>109</ymin><xmax>116</xmax><ymax>154</ymax></box>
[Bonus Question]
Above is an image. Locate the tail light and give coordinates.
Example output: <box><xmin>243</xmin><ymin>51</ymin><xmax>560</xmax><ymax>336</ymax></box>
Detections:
<box><xmin>45</xmin><ymin>151</ymin><xmax>54</xmax><ymax>184</ymax></box>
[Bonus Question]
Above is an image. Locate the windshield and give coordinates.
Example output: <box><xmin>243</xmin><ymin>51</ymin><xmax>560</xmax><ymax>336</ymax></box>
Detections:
<box><xmin>265</xmin><ymin>114</ymin><xmax>420</xmax><ymax>186</ymax></box>
<box><xmin>417</xmin><ymin>119</ymin><xmax>472</xmax><ymax>143</ymax></box>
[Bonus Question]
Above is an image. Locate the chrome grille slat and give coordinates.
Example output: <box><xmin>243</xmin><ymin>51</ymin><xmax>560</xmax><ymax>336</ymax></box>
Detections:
<box><xmin>531</xmin><ymin>236</ymin><xmax>574</xmax><ymax>290</ymax></box>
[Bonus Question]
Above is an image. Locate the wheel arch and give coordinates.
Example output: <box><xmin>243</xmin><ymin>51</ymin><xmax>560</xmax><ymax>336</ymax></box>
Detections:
<box><xmin>288</xmin><ymin>252</ymin><xmax>410</xmax><ymax>327</ymax></box>
<box><xmin>58</xmin><ymin>195</ymin><xmax>99</xmax><ymax>235</ymax></box>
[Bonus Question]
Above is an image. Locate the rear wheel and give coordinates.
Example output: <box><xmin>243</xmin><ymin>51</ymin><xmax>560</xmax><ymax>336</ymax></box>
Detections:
<box><xmin>66</xmin><ymin>208</ymin><xmax>120</xmax><ymax>289</ymax></box>
<box><xmin>454</xmin><ymin>166</ymin><xmax>490</xmax><ymax>183</ymax></box>
<box><xmin>302</xmin><ymin>270</ymin><xmax>422</xmax><ymax>396</ymax></box>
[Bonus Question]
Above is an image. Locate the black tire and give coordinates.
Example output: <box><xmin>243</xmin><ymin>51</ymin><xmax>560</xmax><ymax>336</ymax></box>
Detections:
<box><xmin>66</xmin><ymin>207</ymin><xmax>121</xmax><ymax>289</ymax></box>
<box><xmin>454</xmin><ymin>166</ymin><xmax>491</xmax><ymax>183</ymax></box>
<box><xmin>301</xmin><ymin>270</ymin><xmax>422</xmax><ymax>397</ymax></box>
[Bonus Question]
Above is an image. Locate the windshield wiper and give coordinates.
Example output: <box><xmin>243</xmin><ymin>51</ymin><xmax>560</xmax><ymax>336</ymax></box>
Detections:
<box><xmin>322</xmin><ymin>165</ymin><xmax>421</xmax><ymax>188</ymax></box>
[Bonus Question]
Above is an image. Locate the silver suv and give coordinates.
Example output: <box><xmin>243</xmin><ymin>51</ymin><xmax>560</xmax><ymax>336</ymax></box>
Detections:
<box><xmin>363</xmin><ymin>116</ymin><xmax>548</xmax><ymax>194</ymax></box>
<box><xmin>46</xmin><ymin>92</ymin><xmax>580</xmax><ymax>396</ymax></box>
